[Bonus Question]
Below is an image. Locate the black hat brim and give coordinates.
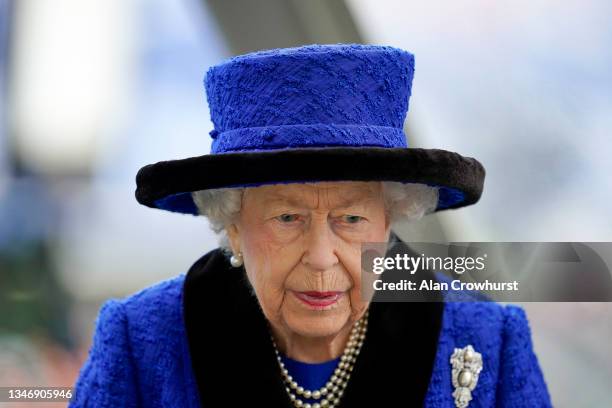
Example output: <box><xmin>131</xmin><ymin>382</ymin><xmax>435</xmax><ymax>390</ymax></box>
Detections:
<box><xmin>135</xmin><ymin>147</ymin><xmax>485</xmax><ymax>215</ymax></box>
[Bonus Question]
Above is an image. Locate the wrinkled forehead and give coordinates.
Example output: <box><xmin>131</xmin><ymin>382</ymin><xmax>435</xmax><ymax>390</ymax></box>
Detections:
<box><xmin>245</xmin><ymin>181</ymin><xmax>383</xmax><ymax>208</ymax></box>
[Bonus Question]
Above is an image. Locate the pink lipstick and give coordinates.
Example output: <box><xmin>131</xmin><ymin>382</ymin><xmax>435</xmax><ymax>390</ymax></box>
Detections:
<box><xmin>293</xmin><ymin>291</ymin><xmax>343</xmax><ymax>308</ymax></box>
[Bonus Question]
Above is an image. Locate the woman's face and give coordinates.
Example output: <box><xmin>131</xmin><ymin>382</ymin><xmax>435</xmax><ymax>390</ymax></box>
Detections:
<box><xmin>227</xmin><ymin>181</ymin><xmax>391</xmax><ymax>339</ymax></box>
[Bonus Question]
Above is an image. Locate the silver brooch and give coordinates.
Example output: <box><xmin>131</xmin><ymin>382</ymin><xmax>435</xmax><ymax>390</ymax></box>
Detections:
<box><xmin>450</xmin><ymin>344</ymin><xmax>483</xmax><ymax>408</ymax></box>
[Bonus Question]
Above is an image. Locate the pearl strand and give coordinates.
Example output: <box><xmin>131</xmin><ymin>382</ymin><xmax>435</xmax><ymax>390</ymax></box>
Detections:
<box><xmin>271</xmin><ymin>309</ymin><xmax>369</xmax><ymax>408</ymax></box>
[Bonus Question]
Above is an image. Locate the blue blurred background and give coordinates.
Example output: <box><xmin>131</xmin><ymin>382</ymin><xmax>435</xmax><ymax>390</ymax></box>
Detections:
<box><xmin>0</xmin><ymin>0</ymin><xmax>611</xmax><ymax>406</ymax></box>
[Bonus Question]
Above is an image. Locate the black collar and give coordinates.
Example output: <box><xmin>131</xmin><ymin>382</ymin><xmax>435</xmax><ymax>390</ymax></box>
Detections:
<box><xmin>183</xmin><ymin>233</ymin><xmax>443</xmax><ymax>407</ymax></box>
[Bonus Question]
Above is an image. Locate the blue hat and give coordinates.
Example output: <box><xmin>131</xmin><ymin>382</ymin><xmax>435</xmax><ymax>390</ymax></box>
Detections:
<box><xmin>135</xmin><ymin>44</ymin><xmax>485</xmax><ymax>215</ymax></box>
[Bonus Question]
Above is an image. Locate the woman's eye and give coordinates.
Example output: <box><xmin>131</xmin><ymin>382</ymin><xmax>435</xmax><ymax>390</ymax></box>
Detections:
<box><xmin>343</xmin><ymin>215</ymin><xmax>364</xmax><ymax>224</ymax></box>
<box><xmin>276</xmin><ymin>213</ymin><xmax>299</xmax><ymax>223</ymax></box>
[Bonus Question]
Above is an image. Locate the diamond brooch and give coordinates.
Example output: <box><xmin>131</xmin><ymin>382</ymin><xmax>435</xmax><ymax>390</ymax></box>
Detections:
<box><xmin>450</xmin><ymin>344</ymin><xmax>483</xmax><ymax>408</ymax></box>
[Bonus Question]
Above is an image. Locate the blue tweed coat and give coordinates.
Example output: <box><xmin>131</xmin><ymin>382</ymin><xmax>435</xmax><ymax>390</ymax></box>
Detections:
<box><xmin>69</xmin><ymin>243</ymin><xmax>552</xmax><ymax>407</ymax></box>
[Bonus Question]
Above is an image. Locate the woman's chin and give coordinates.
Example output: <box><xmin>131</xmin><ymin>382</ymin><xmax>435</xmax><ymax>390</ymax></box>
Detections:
<box><xmin>282</xmin><ymin>307</ymin><xmax>351</xmax><ymax>339</ymax></box>
<box><xmin>286</xmin><ymin>317</ymin><xmax>349</xmax><ymax>339</ymax></box>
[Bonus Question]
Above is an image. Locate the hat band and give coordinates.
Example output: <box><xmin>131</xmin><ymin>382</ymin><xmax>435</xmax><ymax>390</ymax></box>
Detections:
<box><xmin>210</xmin><ymin>124</ymin><xmax>407</xmax><ymax>154</ymax></box>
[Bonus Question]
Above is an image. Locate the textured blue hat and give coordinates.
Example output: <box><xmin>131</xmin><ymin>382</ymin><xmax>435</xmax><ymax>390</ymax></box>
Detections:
<box><xmin>135</xmin><ymin>44</ymin><xmax>485</xmax><ymax>215</ymax></box>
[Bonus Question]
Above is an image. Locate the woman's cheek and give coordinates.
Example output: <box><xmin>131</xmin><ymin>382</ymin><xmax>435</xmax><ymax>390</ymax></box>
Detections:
<box><xmin>348</xmin><ymin>286</ymin><xmax>368</xmax><ymax>322</ymax></box>
<box><xmin>252</xmin><ymin>262</ymin><xmax>292</xmax><ymax>321</ymax></box>
<box><xmin>247</xmin><ymin>271</ymin><xmax>279</xmax><ymax>323</ymax></box>
<box><xmin>267</xmin><ymin>277</ymin><xmax>286</xmax><ymax>312</ymax></box>
<box><xmin>335</xmin><ymin>247</ymin><xmax>366</xmax><ymax>322</ymax></box>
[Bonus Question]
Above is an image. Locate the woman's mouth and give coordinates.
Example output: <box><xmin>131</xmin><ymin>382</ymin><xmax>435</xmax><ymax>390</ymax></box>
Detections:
<box><xmin>292</xmin><ymin>291</ymin><xmax>343</xmax><ymax>309</ymax></box>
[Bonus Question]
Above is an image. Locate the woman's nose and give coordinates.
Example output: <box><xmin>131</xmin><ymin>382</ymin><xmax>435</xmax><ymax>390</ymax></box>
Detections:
<box><xmin>301</xmin><ymin>218</ymin><xmax>339</xmax><ymax>271</ymax></box>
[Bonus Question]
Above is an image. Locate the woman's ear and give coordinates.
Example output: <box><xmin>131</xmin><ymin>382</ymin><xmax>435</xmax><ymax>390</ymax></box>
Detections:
<box><xmin>226</xmin><ymin>223</ymin><xmax>241</xmax><ymax>254</ymax></box>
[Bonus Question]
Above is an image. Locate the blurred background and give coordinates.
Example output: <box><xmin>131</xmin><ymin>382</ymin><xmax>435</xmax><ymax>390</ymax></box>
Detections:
<box><xmin>0</xmin><ymin>0</ymin><xmax>611</xmax><ymax>406</ymax></box>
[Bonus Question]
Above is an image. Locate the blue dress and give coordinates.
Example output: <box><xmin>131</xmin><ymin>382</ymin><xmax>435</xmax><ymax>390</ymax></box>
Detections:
<box><xmin>69</xmin><ymin>247</ymin><xmax>552</xmax><ymax>407</ymax></box>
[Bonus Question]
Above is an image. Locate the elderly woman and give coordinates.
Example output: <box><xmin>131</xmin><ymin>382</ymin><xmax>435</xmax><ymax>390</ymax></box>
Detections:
<box><xmin>70</xmin><ymin>44</ymin><xmax>551</xmax><ymax>407</ymax></box>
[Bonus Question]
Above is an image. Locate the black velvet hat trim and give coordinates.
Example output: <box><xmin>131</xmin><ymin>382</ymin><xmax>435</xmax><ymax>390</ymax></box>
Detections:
<box><xmin>136</xmin><ymin>146</ymin><xmax>485</xmax><ymax>215</ymax></box>
<box><xmin>182</xmin><ymin>231</ymin><xmax>444</xmax><ymax>407</ymax></box>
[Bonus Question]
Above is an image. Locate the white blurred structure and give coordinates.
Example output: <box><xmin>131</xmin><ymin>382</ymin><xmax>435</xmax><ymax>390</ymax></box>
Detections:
<box><xmin>10</xmin><ymin>0</ymin><xmax>134</xmax><ymax>175</ymax></box>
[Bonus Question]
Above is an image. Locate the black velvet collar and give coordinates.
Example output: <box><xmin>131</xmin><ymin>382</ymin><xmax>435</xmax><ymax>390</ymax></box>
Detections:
<box><xmin>183</xmin><ymin>233</ymin><xmax>444</xmax><ymax>407</ymax></box>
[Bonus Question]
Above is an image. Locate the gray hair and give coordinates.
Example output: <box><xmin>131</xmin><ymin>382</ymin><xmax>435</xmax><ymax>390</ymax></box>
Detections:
<box><xmin>192</xmin><ymin>182</ymin><xmax>439</xmax><ymax>257</ymax></box>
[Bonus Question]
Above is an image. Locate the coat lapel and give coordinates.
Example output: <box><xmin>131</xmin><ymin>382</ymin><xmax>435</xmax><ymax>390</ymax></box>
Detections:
<box><xmin>183</xmin><ymin>233</ymin><xmax>443</xmax><ymax>407</ymax></box>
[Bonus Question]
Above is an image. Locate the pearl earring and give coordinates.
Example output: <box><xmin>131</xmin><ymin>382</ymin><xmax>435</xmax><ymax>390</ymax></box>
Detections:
<box><xmin>230</xmin><ymin>252</ymin><xmax>243</xmax><ymax>268</ymax></box>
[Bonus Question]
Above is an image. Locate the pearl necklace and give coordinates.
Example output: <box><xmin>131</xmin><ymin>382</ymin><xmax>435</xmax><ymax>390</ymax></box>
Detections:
<box><xmin>271</xmin><ymin>309</ymin><xmax>369</xmax><ymax>408</ymax></box>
